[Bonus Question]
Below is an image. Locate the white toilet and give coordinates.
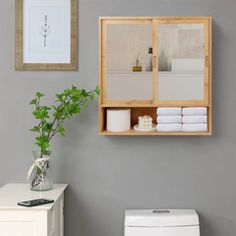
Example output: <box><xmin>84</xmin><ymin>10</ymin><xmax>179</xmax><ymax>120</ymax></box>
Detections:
<box><xmin>125</xmin><ymin>209</ymin><xmax>200</xmax><ymax>236</ymax></box>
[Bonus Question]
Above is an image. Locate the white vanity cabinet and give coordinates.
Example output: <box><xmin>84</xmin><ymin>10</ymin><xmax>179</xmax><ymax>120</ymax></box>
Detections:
<box><xmin>0</xmin><ymin>183</ymin><xmax>68</xmax><ymax>236</ymax></box>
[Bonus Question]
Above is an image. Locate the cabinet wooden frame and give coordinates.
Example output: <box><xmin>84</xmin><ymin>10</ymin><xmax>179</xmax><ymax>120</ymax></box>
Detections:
<box><xmin>15</xmin><ymin>0</ymin><xmax>78</xmax><ymax>71</ymax></box>
<box><xmin>99</xmin><ymin>16</ymin><xmax>212</xmax><ymax>136</ymax></box>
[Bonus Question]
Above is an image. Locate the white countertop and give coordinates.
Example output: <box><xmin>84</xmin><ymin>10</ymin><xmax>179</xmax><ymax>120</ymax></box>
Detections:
<box><xmin>0</xmin><ymin>183</ymin><xmax>68</xmax><ymax>211</ymax></box>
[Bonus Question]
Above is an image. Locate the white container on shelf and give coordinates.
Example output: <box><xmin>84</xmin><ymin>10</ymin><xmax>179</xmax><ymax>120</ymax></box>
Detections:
<box><xmin>107</xmin><ymin>109</ymin><xmax>131</xmax><ymax>132</ymax></box>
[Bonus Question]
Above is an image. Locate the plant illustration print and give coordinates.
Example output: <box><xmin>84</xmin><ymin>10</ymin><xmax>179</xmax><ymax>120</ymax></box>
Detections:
<box><xmin>40</xmin><ymin>14</ymin><xmax>51</xmax><ymax>47</ymax></box>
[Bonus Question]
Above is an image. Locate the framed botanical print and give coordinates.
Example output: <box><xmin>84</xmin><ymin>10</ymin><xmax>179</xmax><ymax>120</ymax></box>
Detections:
<box><xmin>15</xmin><ymin>0</ymin><xmax>77</xmax><ymax>71</ymax></box>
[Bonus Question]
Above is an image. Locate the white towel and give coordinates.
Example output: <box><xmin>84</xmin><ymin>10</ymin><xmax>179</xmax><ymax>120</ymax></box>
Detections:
<box><xmin>157</xmin><ymin>116</ymin><xmax>182</xmax><ymax>124</ymax></box>
<box><xmin>182</xmin><ymin>107</ymin><xmax>207</xmax><ymax>116</ymax></box>
<box><xmin>157</xmin><ymin>124</ymin><xmax>182</xmax><ymax>132</ymax></box>
<box><xmin>182</xmin><ymin>116</ymin><xmax>207</xmax><ymax>124</ymax></box>
<box><xmin>157</xmin><ymin>107</ymin><xmax>182</xmax><ymax>116</ymax></box>
<box><xmin>182</xmin><ymin>124</ymin><xmax>208</xmax><ymax>132</ymax></box>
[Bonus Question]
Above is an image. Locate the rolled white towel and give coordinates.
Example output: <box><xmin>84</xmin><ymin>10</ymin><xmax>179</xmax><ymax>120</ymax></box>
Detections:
<box><xmin>182</xmin><ymin>124</ymin><xmax>208</xmax><ymax>132</ymax></box>
<box><xmin>157</xmin><ymin>116</ymin><xmax>182</xmax><ymax>124</ymax></box>
<box><xmin>157</xmin><ymin>107</ymin><xmax>182</xmax><ymax>116</ymax></box>
<box><xmin>157</xmin><ymin>124</ymin><xmax>182</xmax><ymax>132</ymax></box>
<box><xmin>182</xmin><ymin>107</ymin><xmax>207</xmax><ymax>116</ymax></box>
<box><xmin>182</xmin><ymin>115</ymin><xmax>207</xmax><ymax>124</ymax></box>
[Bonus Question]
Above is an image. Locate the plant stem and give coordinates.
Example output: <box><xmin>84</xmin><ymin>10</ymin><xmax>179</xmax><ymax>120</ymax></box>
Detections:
<box><xmin>48</xmin><ymin>118</ymin><xmax>64</xmax><ymax>142</ymax></box>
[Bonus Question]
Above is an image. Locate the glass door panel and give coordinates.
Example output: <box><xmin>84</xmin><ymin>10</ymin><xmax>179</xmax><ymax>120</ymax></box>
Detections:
<box><xmin>105</xmin><ymin>22</ymin><xmax>153</xmax><ymax>101</ymax></box>
<box><xmin>157</xmin><ymin>23</ymin><xmax>205</xmax><ymax>101</ymax></box>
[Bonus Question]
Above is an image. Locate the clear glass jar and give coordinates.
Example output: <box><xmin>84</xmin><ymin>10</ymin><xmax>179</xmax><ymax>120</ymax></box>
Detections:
<box><xmin>29</xmin><ymin>151</ymin><xmax>53</xmax><ymax>191</ymax></box>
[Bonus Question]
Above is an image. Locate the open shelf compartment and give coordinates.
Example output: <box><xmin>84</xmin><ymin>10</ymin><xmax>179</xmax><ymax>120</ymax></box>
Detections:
<box><xmin>99</xmin><ymin>107</ymin><xmax>212</xmax><ymax>136</ymax></box>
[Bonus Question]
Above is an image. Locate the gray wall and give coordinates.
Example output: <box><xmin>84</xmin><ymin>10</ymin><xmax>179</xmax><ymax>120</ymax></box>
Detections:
<box><xmin>0</xmin><ymin>0</ymin><xmax>235</xmax><ymax>236</ymax></box>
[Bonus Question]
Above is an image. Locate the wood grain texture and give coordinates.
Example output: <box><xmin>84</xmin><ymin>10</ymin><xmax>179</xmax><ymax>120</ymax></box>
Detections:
<box><xmin>131</xmin><ymin>108</ymin><xmax>157</xmax><ymax>126</ymax></box>
<box><xmin>100</xmin><ymin>130</ymin><xmax>212</xmax><ymax>136</ymax></box>
<box><xmin>98</xmin><ymin>18</ymin><xmax>103</xmax><ymax>133</ymax></box>
<box><xmin>15</xmin><ymin>0</ymin><xmax>78</xmax><ymax>71</ymax></box>
<box><xmin>101</xmin><ymin>103</ymin><xmax>210</xmax><ymax>108</ymax></box>
<box><xmin>152</xmin><ymin>19</ymin><xmax>158</xmax><ymax>103</ymax></box>
<box><xmin>208</xmin><ymin>17</ymin><xmax>212</xmax><ymax>135</ymax></box>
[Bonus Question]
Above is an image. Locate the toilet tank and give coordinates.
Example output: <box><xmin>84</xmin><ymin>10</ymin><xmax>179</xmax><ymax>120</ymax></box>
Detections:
<box><xmin>125</xmin><ymin>209</ymin><xmax>200</xmax><ymax>236</ymax></box>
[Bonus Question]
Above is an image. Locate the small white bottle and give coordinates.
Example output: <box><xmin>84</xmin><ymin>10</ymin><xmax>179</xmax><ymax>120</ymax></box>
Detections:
<box><xmin>146</xmin><ymin>47</ymin><xmax>153</xmax><ymax>71</ymax></box>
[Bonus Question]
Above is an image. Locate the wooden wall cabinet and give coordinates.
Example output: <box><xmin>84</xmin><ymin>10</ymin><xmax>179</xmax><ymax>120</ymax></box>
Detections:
<box><xmin>99</xmin><ymin>16</ymin><xmax>212</xmax><ymax>136</ymax></box>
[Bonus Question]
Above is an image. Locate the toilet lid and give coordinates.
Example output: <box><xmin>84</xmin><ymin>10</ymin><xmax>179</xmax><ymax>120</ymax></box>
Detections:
<box><xmin>125</xmin><ymin>209</ymin><xmax>199</xmax><ymax>227</ymax></box>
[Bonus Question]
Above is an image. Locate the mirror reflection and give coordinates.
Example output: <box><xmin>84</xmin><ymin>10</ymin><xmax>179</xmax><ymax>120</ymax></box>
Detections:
<box><xmin>158</xmin><ymin>24</ymin><xmax>205</xmax><ymax>100</ymax></box>
<box><xmin>106</xmin><ymin>24</ymin><xmax>153</xmax><ymax>100</ymax></box>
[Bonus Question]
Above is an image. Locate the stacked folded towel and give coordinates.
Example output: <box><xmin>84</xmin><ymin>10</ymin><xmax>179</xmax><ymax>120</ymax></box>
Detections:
<box><xmin>156</xmin><ymin>107</ymin><xmax>208</xmax><ymax>132</ymax></box>
<box><xmin>157</xmin><ymin>107</ymin><xmax>182</xmax><ymax>116</ymax></box>
<box><xmin>182</xmin><ymin>107</ymin><xmax>207</xmax><ymax>116</ymax></box>
<box><xmin>157</xmin><ymin>107</ymin><xmax>182</xmax><ymax>131</ymax></box>
<box><xmin>182</xmin><ymin>107</ymin><xmax>208</xmax><ymax>132</ymax></box>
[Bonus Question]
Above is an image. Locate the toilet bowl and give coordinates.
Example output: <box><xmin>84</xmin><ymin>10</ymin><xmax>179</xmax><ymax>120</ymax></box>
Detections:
<box><xmin>125</xmin><ymin>209</ymin><xmax>200</xmax><ymax>236</ymax></box>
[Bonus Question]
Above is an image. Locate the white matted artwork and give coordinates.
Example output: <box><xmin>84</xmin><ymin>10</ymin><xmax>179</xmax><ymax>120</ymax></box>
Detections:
<box><xmin>24</xmin><ymin>0</ymin><xmax>70</xmax><ymax>63</ymax></box>
<box><xmin>16</xmin><ymin>0</ymin><xmax>78</xmax><ymax>70</ymax></box>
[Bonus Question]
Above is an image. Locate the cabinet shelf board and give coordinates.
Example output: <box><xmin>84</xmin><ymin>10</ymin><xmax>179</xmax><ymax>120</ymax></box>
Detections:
<box><xmin>101</xmin><ymin>104</ymin><xmax>210</xmax><ymax>108</ymax></box>
<box><xmin>100</xmin><ymin>129</ymin><xmax>212</xmax><ymax>136</ymax></box>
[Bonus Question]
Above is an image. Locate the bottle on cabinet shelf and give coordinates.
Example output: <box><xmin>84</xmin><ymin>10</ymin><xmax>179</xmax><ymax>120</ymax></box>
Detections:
<box><xmin>132</xmin><ymin>58</ymin><xmax>142</xmax><ymax>72</ymax></box>
<box><xmin>146</xmin><ymin>47</ymin><xmax>153</xmax><ymax>71</ymax></box>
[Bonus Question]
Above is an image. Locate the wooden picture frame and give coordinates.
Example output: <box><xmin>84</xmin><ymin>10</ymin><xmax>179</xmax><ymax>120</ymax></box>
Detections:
<box><xmin>15</xmin><ymin>0</ymin><xmax>78</xmax><ymax>71</ymax></box>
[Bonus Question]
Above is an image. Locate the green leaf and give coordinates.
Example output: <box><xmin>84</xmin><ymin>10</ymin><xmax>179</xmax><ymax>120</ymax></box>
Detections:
<box><xmin>68</xmin><ymin>103</ymin><xmax>79</xmax><ymax>115</ymax></box>
<box><xmin>30</xmin><ymin>126</ymin><xmax>40</xmax><ymax>132</ymax></box>
<box><xmin>58</xmin><ymin>125</ymin><xmax>65</xmax><ymax>136</ymax></box>
<box><xmin>43</xmin><ymin>122</ymin><xmax>53</xmax><ymax>133</ymax></box>
<box><xmin>30</xmin><ymin>98</ymin><xmax>37</xmax><ymax>105</ymax></box>
<box><xmin>95</xmin><ymin>86</ymin><xmax>101</xmax><ymax>95</ymax></box>
<box><xmin>71</xmin><ymin>86</ymin><xmax>78</xmax><ymax>96</ymax></box>
<box><xmin>72</xmin><ymin>85</ymin><xmax>77</xmax><ymax>90</ymax></box>
<box><xmin>35</xmin><ymin>136</ymin><xmax>49</xmax><ymax>151</ymax></box>
<box><xmin>82</xmin><ymin>89</ymin><xmax>88</xmax><ymax>97</ymax></box>
<box><xmin>63</xmin><ymin>89</ymin><xmax>70</xmax><ymax>96</ymax></box>
<box><xmin>35</xmin><ymin>136</ymin><xmax>49</xmax><ymax>142</ymax></box>
<box><xmin>77</xmin><ymin>89</ymin><xmax>82</xmax><ymax>95</ymax></box>
<box><xmin>43</xmin><ymin>106</ymin><xmax>51</xmax><ymax>111</ymax></box>
<box><xmin>54</xmin><ymin>112</ymin><xmax>63</xmax><ymax>119</ymax></box>
<box><xmin>62</xmin><ymin>104</ymin><xmax>70</xmax><ymax>116</ymax></box>
<box><xmin>36</xmin><ymin>92</ymin><xmax>44</xmax><ymax>98</ymax></box>
<box><xmin>83</xmin><ymin>98</ymin><xmax>88</xmax><ymax>108</ymax></box>
<box><xmin>33</xmin><ymin>108</ymin><xmax>49</xmax><ymax>119</ymax></box>
<box><xmin>56</xmin><ymin>94</ymin><xmax>64</xmax><ymax>102</ymax></box>
<box><xmin>90</xmin><ymin>94</ymin><xmax>95</xmax><ymax>101</ymax></box>
<box><xmin>72</xmin><ymin>95</ymin><xmax>80</xmax><ymax>103</ymax></box>
<box><xmin>75</xmin><ymin>105</ymin><xmax>80</xmax><ymax>113</ymax></box>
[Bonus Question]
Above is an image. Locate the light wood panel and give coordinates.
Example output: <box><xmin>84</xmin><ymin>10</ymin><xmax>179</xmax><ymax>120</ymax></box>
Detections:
<box><xmin>152</xmin><ymin>19</ymin><xmax>158</xmax><ymax>103</ymax></box>
<box><xmin>101</xmin><ymin>101</ymin><xmax>210</xmax><ymax>107</ymax></box>
<box><xmin>100</xmin><ymin>129</ymin><xmax>212</xmax><ymax>136</ymax></box>
<box><xmin>208</xmin><ymin>17</ymin><xmax>213</xmax><ymax>135</ymax></box>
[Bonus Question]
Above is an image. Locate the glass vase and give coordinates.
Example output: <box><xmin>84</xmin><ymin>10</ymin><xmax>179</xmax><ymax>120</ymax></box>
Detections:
<box><xmin>29</xmin><ymin>151</ymin><xmax>53</xmax><ymax>191</ymax></box>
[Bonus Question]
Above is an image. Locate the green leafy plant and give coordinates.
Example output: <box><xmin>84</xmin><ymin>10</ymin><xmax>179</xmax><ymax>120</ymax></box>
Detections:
<box><xmin>30</xmin><ymin>85</ymin><xmax>100</xmax><ymax>157</ymax></box>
